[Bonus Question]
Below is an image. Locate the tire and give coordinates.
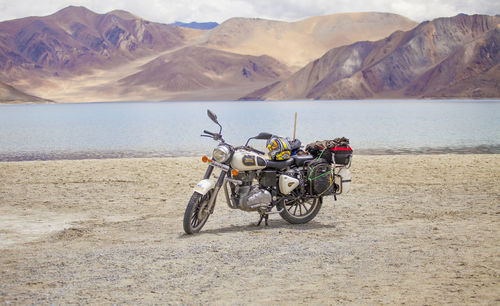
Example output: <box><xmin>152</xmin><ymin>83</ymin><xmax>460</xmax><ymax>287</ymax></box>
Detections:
<box><xmin>183</xmin><ymin>191</ymin><xmax>212</xmax><ymax>234</ymax></box>
<box><xmin>278</xmin><ymin>197</ymin><xmax>322</xmax><ymax>224</ymax></box>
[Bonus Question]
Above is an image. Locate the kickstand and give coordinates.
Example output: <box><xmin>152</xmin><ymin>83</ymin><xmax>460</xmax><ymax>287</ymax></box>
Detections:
<box><xmin>257</xmin><ymin>213</ymin><xmax>269</xmax><ymax>226</ymax></box>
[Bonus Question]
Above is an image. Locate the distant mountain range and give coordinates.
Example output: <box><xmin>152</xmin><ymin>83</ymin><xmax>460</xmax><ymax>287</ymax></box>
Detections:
<box><xmin>244</xmin><ymin>14</ymin><xmax>500</xmax><ymax>100</ymax></box>
<box><xmin>171</xmin><ymin>21</ymin><xmax>218</xmax><ymax>30</ymax></box>
<box><xmin>0</xmin><ymin>6</ymin><xmax>498</xmax><ymax>103</ymax></box>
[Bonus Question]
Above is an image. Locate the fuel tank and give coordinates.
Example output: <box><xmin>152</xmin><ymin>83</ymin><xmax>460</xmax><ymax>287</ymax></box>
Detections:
<box><xmin>231</xmin><ymin>149</ymin><xmax>267</xmax><ymax>171</ymax></box>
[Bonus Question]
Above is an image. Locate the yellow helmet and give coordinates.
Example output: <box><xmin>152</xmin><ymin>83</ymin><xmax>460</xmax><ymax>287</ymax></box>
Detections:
<box><xmin>267</xmin><ymin>136</ymin><xmax>291</xmax><ymax>160</ymax></box>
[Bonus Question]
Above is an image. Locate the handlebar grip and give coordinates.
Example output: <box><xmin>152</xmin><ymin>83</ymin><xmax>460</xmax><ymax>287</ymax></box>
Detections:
<box><xmin>203</xmin><ymin>130</ymin><xmax>215</xmax><ymax>136</ymax></box>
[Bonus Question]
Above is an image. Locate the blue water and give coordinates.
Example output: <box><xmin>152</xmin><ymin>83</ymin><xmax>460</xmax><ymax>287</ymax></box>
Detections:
<box><xmin>0</xmin><ymin>100</ymin><xmax>499</xmax><ymax>160</ymax></box>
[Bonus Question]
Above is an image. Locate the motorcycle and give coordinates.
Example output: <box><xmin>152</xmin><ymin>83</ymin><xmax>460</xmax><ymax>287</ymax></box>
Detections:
<box><xmin>183</xmin><ymin>109</ymin><xmax>352</xmax><ymax>234</ymax></box>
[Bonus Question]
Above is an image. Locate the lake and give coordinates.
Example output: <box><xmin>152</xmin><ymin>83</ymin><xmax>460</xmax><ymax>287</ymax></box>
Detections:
<box><xmin>0</xmin><ymin>100</ymin><xmax>499</xmax><ymax>161</ymax></box>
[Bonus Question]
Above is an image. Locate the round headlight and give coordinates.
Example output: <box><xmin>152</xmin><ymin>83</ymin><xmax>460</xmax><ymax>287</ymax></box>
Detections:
<box><xmin>213</xmin><ymin>145</ymin><xmax>231</xmax><ymax>163</ymax></box>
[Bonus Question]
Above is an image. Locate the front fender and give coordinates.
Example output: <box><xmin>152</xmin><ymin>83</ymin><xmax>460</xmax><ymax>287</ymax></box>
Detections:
<box><xmin>193</xmin><ymin>179</ymin><xmax>216</xmax><ymax>195</ymax></box>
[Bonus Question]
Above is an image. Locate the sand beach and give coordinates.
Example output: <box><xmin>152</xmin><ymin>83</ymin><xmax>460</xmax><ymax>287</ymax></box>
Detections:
<box><xmin>0</xmin><ymin>154</ymin><xmax>499</xmax><ymax>304</ymax></box>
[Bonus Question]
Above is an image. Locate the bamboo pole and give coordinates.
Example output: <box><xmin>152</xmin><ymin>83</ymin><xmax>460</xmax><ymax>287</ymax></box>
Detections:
<box><xmin>293</xmin><ymin>112</ymin><xmax>297</xmax><ymax>140</ymax></box>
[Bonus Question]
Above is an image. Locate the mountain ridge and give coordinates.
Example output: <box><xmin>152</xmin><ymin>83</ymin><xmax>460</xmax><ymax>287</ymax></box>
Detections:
<box><xmin>204</xmin><ymin>12</ymin><xmax>417</xmax><ymax>69</ymax></box>
<box><xmin>1</xmin><ymin>6</ymin><xmax>498</xmax><ymax>102</ymax></box>
<box><xmin>0</xmin><ymin>80</ymin><xmax>50</xmax><ymax>103</ymax></box>
<box><xmin>243</xmin><ymin>14</ymin><xmax>500</xmax><ymax>100</ymax></box>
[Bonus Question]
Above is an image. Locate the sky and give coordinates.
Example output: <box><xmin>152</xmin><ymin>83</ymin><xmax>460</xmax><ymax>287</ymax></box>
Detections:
<box><xmin>0</xmin><ymin>0</ymin><xmax>498</xmax><ymax>24</ymax></box>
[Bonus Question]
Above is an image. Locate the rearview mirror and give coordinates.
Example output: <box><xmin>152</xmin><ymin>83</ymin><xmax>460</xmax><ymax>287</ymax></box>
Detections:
<box><xmin>207</xmin><ymin>109</ymin><xmax>218</xmax><ymax>124</ymax></box>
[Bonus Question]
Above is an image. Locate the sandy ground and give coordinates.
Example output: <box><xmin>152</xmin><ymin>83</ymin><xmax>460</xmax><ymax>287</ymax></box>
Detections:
<box><xmin>0</xmin><ymin>155</ymin><xmax>499</xmax><ymax>304</ymax></box>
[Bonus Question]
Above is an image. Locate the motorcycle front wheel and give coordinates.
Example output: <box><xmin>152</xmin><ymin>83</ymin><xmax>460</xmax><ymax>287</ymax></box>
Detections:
<box><xmin>183</xmin><ymin>191</ymin><xmax>212</xmax><ymax>234</ymax></box>
<box><xmin>278</xmin><ymin>197</ymin><xmax>322</xmax><ymax>224</ymax></box>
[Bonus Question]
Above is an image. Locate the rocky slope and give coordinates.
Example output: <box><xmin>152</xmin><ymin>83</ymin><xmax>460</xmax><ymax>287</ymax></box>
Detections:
<box><xmin>205</xmin><ymin>12</ymin><xmax>417</xmax><ymax>70</ymax></box>
<box><xmin>244</xmin><ymin>14</ymin><xmax>500</xmax><ymax>100</ymax></box>
<box><xmin>0</xmin><ymin>81</ymin><xmax>50</xmax><ymax>103</ymax></box>
<box><xmin>4</xmin><ymin>7</ymin><xmax>497</xmax><ymax>102</ymax></box>
<box><xmin>0</xmin><ymin>6</ymin><xmax>202</xmax><ymax>91</ymax></box>
<box><xmin>406</xmin><ymin>23</ymin><xmax>500</xmax><ymax>98</ymax></box>
<box><xmin>119</xmin><ymin>46</ymin><xmax>291</xmax><ymax>92</ymax></box>
<box><xmin>0</xmin><ymin>7</ymin><xmax>420</xmax><ymax>102</ymax></box>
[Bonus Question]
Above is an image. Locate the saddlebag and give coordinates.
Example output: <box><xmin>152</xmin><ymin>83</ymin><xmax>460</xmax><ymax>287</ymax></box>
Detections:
<box><xmin>306</xmin><ymin>137</ymin><xmax>352</xmax><ymax>166</ymax></box>
<box><xmin>307</xmin><ymin>161</ymin><xmax>335</xmax><ymax>196</ymax></box>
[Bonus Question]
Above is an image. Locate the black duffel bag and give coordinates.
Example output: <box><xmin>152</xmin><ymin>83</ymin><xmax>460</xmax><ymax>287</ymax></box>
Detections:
<box><xmin>306</xmin><ymin>137</ymin><xmax>352</xmax><ymax>166</ymax></box>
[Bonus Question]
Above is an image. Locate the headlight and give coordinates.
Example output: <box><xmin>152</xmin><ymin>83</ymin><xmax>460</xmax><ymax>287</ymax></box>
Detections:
<box><xmin>213</xmin><ymin>145</ymin><xmax>231</xmax><ymax>163</ymax></box>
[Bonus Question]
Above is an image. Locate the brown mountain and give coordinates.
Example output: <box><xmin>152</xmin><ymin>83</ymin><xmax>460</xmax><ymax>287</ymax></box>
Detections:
<box><xmin>0</xmin><ymin>81</ymin><xmax>50</xmax><ymax>103</ymax></box>
<box><xmin>118</xmin><ymin>46</ymin><xmax>291</xmax><ymax>96</ymax></box>
<box><xmin>10</xmin><ymin>7</ymin><xmax>497</xmax><ymax>102</ymax></box>
<box><xmin>204</xmin><ymin>12</ymin><xmax>417</xmax><ymax>70</ymax></box>
<box><xmin>243</xmin><ymin>14</ymin><xmax>500</xmax><ymax>100</ymax></box>
<box><xmin>1</xmin><ymin>7</ymin><xmax>419</xmax><ymax>102</ymax></box>
<box><xmin>406</xmin><ymin>24</ymin><xmax>500</xmax><ymax>98</ymax></box>
<box><xmin>0</xmin><ymin>6</ymin><xmax>202</xmax><ymax>89</ymax></box>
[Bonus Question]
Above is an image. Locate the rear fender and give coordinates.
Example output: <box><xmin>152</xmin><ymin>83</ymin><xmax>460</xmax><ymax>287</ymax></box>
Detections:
<box><xmin>193</xmin><ymin>179</ymin><xmax>216</xmax><ymax>195</ymax></box>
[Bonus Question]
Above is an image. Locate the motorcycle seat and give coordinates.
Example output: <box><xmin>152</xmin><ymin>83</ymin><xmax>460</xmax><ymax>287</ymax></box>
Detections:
<box><xmin>293</xmin><ymin>154</ymin><xmax>315</xmax><ymax>167</ymax></box>
<box><xmin>265</xmin><ymin>158</ymin><xmax>294</xmax><ymax>170</ymax></box>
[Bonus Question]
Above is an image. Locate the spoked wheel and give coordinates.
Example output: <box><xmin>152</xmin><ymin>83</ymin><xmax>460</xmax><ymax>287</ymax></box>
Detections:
<box><xmin>183</xmin><ymin>191</ymin><xmax>212</xmax><ymax>234</ymax></box>
<box><xmin>278</xmin><ymin>196</ymin><xmax>322</xmax><ymax>224</ymax></box>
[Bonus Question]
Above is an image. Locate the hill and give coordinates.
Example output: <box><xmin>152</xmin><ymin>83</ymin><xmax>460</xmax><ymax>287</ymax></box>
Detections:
<box><xmin>0</xmin><ymin>6</ymin><xmax>203</xmax><ymax>93</ymax></box>
<box><xmin>204</xmin><ymin>12</ymin><xmax>417</xmax><ymax>70</ymax></box>
<box><xmin>117</xmin><ymin>46</ymin><xmax>291</xmax><ymax>101</ymax></box>
<box><xmin>1</xmin><ymin>7</ymin><xmax>420</xmax><ymax>102</ymax></box>
<box><xmin>0</xmin><ymin>81</ymin><xmax>50</xmax><ymax>103</ymax></box>
<box><xmin>243</xmin><ymin>14</ymin><xmax>500</xmax><ymax>100</ymax></box>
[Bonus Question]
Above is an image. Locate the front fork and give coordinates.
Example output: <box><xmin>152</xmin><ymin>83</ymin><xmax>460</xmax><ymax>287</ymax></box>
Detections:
<box><xmin>196</xmin><ymin>164</ymin><xmax>227</xmax><ymax>215</ymax></box>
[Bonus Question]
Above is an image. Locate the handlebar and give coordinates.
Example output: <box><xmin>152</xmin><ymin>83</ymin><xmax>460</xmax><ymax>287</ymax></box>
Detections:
<box><xmin>201</xmin><ymin>130</ymin><xmax>223</xmax><ymax>141</ymax></box>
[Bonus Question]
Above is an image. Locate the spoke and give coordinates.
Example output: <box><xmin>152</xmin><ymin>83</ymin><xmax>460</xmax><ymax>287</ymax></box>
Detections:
<box><xmin>298</xmin><ymin>203</ymin><xmax>305</xmax><ymax>214</ymax></box>
<box><xmin>302</xmin><ymin>203</ymin><xmax>310</xmax><ymax>213</ymax></box>
<box><xmin>191</xmin><ymin>216</ymin><xmax>199</xmax><ymax>227</ymax></box>
<box><xmin>293</xmin><ymin>204</ymin><xmax>298</xmax><ymax>215</ymax></box>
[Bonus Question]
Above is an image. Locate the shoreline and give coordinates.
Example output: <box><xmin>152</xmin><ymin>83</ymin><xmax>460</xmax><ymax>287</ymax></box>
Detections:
<box><xmin>1</xmin><ymin>154</ymin><xmax>499</xmax><ymax>303</ymax></box>
<box><xmin>2</xmin><ymin>98</ymin><xmax>500</xmax><ymax>105</ymax></box>
<box><xmin>1</xmin><ymin>145</ymin><xmax>499</xmax><ymax>162</ymax></box>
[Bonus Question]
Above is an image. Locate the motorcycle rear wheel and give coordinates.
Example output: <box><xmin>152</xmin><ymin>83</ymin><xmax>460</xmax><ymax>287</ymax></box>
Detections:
<box><xmin>279</xmin><ymin>197</ymin><xmax>322</xmax><ymax>224</ymax></box>
<box><xmin>183</xmin><ymin>191</ymin><xmax>212</xmax><ymax>234</ymax></box>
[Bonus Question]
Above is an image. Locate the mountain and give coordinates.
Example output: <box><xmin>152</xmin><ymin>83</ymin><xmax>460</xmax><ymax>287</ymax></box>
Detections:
<box><xmin>0</xmin><ymin>6</ymin><xmax>202</xmax><ymax>85</ymax></box>
<box><xmin>204</xmin><ymin>12</ymin><xmax>417</xmax><ymax>70</ymax></box>
<box><xmin>113</xmin><ymin>46</ymin><xmax>291</xmax><ymax>101</ymax></box>
<box><xmin>243</xmin><ymin>14</ymin><xmax>500</xmax><ymax>100</ymax></box>
<box><xmin>406</xmin><ymin>23</ymin><xmax>500</xmax><ymax>98</ymax></box>
<box><xmin>1</xmin><ymin>7</ymin><xmax>420</xmax><ymax>102</ymax></box>
<box><xmin>0</xmin><ymin>81</ymin><xmax>50</xmax><ymax>103</ymax></box>
<box><xmin>119</xmin><ymin>46</ymin><xmax>290</xmax><ymax>91</ymax></box>
<box><xmin>171</xmin><ymin>21</ymin><xmax>218</xmax><ymax>30</ymax></box>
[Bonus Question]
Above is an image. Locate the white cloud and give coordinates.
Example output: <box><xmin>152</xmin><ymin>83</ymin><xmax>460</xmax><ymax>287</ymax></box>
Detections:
<box><xmin>0</xmin><ymin>0</ymin><xmax>498</xmax><ymax>23</ymax></box>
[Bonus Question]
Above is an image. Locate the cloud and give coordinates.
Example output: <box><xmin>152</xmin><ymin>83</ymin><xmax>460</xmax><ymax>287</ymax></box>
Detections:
<box><xmin>0</xmin><ymin>0</ymin><xmax>498</xmax><ymax>23</ymax></box>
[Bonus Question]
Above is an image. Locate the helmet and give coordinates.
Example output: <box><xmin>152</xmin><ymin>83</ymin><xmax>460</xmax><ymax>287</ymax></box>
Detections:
<box><xmin>267</xmin><ymin>136</ymin><xmax>291</xmax><ymax>160</ymax></box>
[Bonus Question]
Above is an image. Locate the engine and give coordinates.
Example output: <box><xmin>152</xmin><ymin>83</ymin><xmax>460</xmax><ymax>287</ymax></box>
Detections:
<box><xmin>231</xmin><ymin>168</ymin><xmax>306</xmax><ymax>211</ymax></box>
<box><xmin>238</xmin><ymin>185</ymin><xmax>272</xmax><ymax>211</ymax></box>
<box><xmin>230</xmin><ymin>172</ymin><xmax>271</xmax><ymax>211</ymax></box>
